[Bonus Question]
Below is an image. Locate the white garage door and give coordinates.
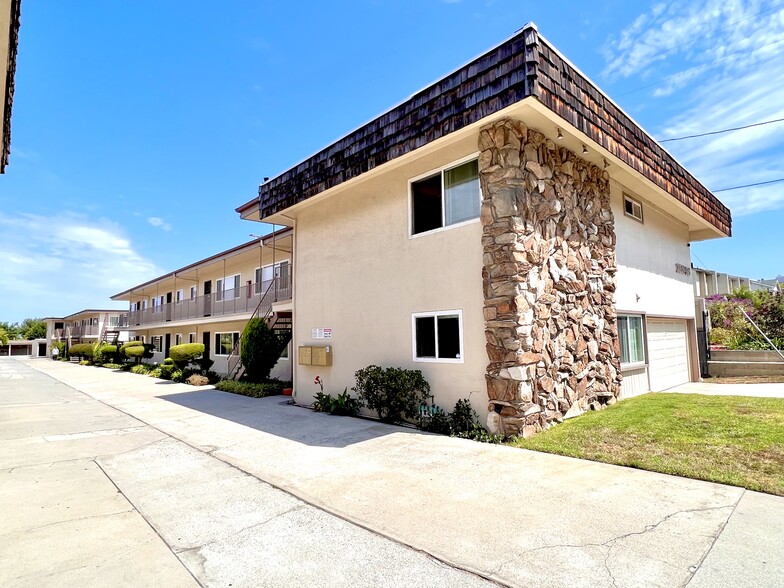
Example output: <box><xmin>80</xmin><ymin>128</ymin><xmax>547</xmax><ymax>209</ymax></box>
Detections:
<box><xmin>647</xmin><ymin>319</ymin><xmax>690</xmax><ymax>391</ymax></box>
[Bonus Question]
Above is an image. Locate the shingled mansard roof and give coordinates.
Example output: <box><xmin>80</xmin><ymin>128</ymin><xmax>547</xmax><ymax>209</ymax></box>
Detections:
<box><xmin>238</xmin><ymin>24</ymin><xmax>731</xmax><ymax>237</ymax></box>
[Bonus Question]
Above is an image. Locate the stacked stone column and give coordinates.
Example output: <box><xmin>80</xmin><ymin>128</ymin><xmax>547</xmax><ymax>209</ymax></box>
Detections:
<box><xmin>480</xmin><ymin>118</ymin><xmax>622</xmax><ymax>437</ymax></box>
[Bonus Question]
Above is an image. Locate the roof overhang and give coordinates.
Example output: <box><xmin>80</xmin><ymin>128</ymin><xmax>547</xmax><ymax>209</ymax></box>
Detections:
<box><xmin>0</xmin><ymin>0</ymin><xmax>20</xmax><ymax>173</ymax></box>
<box><xmin>237</xmin><ymin>23</ymin><xmax>731</xmax><ymax>240</ymax></box>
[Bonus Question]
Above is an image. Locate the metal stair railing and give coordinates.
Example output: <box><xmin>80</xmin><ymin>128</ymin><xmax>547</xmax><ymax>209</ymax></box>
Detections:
<box><xmin>226</xmin><ymin>276</ymin><xmax>283</xmax><ymax>379</ymax></box>
<box><xmin>740</xmin><ymin>308</ymin><xmax>784</xmax><ymax>362</ymax></box>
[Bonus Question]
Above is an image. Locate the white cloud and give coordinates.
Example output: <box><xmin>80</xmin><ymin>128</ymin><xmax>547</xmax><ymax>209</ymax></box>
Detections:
<box><xmin>603</xmin><ymin>0</ymin><xmax>784</xmax><ymax>216</ymax></box>
<box><xmin>147</xmin><ymin>216</ymin><xmax>172</xmax><ymax>231</ymax></box>
<box><xmin>0</xmin><ymin>212</ymin><xmax>162</xmax><ymax>321</ymax></box>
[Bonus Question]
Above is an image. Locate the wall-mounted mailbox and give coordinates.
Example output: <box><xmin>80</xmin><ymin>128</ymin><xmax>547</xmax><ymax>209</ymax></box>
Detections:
<box><xmin>312</xmin><ymin>345</ymin><xmax>332</xmax><ymax>366</ymax></box>
<box><xmin>298</xmin><ymin>345</ymin><xmax>332</xmax><ymax>366</ymax></box>
<box><xmin>298</xmin><ymin>346</ymin><xmax>312</xmax><ymax>365</ymax></box>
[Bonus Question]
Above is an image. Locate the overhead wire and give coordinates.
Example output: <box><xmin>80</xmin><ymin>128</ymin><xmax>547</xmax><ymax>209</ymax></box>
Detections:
<box><xmin>659</xmin><ymin>117</ymin><xmax>784</xmax><ymax>142</ymax></box>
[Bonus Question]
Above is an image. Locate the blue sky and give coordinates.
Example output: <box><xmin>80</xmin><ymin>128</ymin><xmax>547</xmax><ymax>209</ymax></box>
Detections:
<box><xmin>1</xmin><ymin>0</ymin><xmax>783</xmax><ymax>321</ymax></box>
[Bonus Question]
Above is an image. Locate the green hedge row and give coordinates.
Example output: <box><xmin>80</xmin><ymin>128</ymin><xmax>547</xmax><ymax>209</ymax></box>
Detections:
<box><xmin>215</xmin><ymin>380</ymin><xmax>283</xmax><ymax>398</ymax></box>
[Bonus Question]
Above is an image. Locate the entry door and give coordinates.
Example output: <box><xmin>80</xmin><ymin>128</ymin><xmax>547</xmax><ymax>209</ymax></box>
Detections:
<box><xmin>166</xmin><ymin>292</ymin><xmax>173</xmax><ymax>321</ymax></box>
<box><xmin>164</xmin><ymin>333</ymin><xmax>171</xmax><ymax>358</ymax></box>
<box><xmin>204</xmin><ymin>281</ymin><xmax>212</xmax><ymax>316</ymax></box>
<box><xmin>202</xmin><ymin>332</ymin><xmax>210</xmax><ymax>359</ymax></box>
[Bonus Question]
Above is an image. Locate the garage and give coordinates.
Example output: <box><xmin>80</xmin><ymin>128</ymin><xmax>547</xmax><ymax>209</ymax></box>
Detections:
<box><xmin>647</xmin><ymin>319</ymin><xmax>690</xmax><ymax>391</ymax></box>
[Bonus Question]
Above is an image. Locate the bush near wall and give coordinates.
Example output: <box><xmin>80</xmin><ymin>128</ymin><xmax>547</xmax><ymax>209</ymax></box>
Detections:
<box><xmin>708</xmin><ymin>289</ymin><xmax>784</xmax><ymax>350</ymax></box>
<box><xmin>215</xmin><ymin>380</ymin><xmax>283</xmax><ymax>398</ymax></box>
<box><xmin>68</xmin><ymin>343</ymin><xmax>94</xmax><ymax>359</ymax></box>
<box><xmin>353</xmin><ymin>365</ymin><xmax>432</xmax><ymax>423</ymax></box>
<box><xmin>168</xmin><ymin>343</ymin><xmax>205</xmax><ymax>369</ymax></box>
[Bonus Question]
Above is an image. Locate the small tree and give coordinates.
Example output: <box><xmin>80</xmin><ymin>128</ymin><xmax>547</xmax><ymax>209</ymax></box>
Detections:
<box><xmin>353</xmin><ymin>365</ymin><xmax>432</xmax><ymax>423</ymax></box>
<box><xmin>168</xmin><ymin>343</ymin><xmax>205</xmax><ymax>370</ymax></box>
<box><xmin>19</xmin><ymin>319</ymin><xmax>46</xmax><ymax>340</ymax></box>
<box><xmin>121</xmin><ymin>341</ymin><xmax>153</xmax><ymax>364</ymax></box>
<box><xmin>241</xmin><ymin>317</ymin><xmax>284</xmax><ymax>383</ymax></box>
<box><xmin>0</xmin><ymin>327</ymin><xmax>8</xmax><ymax>346</ymax></box>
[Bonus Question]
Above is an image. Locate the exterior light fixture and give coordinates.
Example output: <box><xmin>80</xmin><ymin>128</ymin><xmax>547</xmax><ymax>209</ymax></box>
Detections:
<box><xmin>556</xmin><ymin>128</ymin><xmax>564</xmax><ymax>140</ymax></box>
<box><xmin>603</xmin><ymin>159</ymin><xmax>610</xmax><ymax>169</ymax></box>
<box><xmin>582</xmin><ymin>145</ymin><xmax>588</xmax><ymax>155</ymax></box>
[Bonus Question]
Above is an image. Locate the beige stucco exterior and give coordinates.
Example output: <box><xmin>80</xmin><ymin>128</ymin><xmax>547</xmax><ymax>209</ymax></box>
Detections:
<box><xmin>277</xmin><ymin>110</ymin><xmax>709</xmax><ymax>418</ymax></box>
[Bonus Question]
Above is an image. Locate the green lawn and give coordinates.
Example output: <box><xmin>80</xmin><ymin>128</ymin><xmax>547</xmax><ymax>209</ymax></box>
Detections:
<box><xmin>510</xmin><ymin>393</ymin><xmax>784</xmax><ymax>496</ymax></box>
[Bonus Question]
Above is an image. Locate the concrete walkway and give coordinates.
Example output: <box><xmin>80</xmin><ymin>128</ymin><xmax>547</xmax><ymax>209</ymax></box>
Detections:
<box><xmin>672</xmin><ymin>380</ymin><xmax>784</xmax><ymax>398</ymax></box>
<box><xmin>11</xmin><ymin>358</ymin><xmax>784</xmax><ymax>587</ymax></box>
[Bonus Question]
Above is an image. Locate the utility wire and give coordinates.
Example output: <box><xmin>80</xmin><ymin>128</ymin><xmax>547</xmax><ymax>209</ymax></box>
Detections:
<box><xmin>659</xmin><ymin>117</ymin><xmax>784</xmax><ymax>142</ymax></box>
<box><xmin>713</xmin><ymin>178</ymin><xmax>784</xmax><ymax>193</ymax></box>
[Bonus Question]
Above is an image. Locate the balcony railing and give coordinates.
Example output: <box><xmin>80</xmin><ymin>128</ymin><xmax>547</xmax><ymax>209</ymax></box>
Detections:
<box><xmin>53</xmin><ymin>325</ymin><xmax>99</xmax><ymax>339</ymax></box>
<box><xmin>124</xmin><ymin>272</ymin><xmax>292</xmax><ymax>329</ymax></box>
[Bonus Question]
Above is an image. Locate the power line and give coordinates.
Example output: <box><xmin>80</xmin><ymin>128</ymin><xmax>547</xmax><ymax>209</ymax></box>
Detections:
<box><xmin>713</xmin><ymin>178</ymin><xmax>784</xmax><ymax>192</ymax></box>
<box><xmin>660</xmin><ymin>117</ymin><xmax>784</xmax><ymax>142</ymax></box>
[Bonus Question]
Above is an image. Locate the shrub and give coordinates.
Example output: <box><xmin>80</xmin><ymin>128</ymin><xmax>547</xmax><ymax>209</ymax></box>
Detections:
<box><xmin>79</xmin><ymin>360</ymin><xmax>90</xmax><ymax>366</ymax></box>
<box><xmin>122</xmin><ymin>341</ymin><xmax>154</xmax><ymax>364</ymax></box>
<box><xmin>241</xmin><ymin>317</ymin><xmax>287</xmax><ymax>383</ymax></box>
<box><xmin>158</xmin><ymin>364</ymin><xmax>173</xmax><ymax>380</ymax></box>
<box><xmin>416</xmin><ymin>398</ymin><xmax>503</xmax><ymax>443</ymax></box>
<box><xmin>168</xmin><ymin>343</ymin><xmax>205</xmax><ymax>369</ymax></box>
<box><xmin>130</xmin><ymin>364</ymin><xmax>150</xmax><ymax>375</ymax></box>
<box><xmin>312</xmin><ymin>388</ymin><xmax>363</xmax><ymax>416</ymax></box>
<box><xmin>102</xmin><ymin>363</ymin><xmax>124</xmax><ymax>370</ymax></box>
<box><xmin>69</xmin><ymin>343</ymin><xmax>94</xmax><ymax>359</ymax></box>
<box><xmin>186</xmin><ymin>374</ymin><xmax>209</xmax><ymax>386</ymax></box>
<box><xmin>416</xmin><ymin>405</ymin><xmax>452</xmax><ymax>434</ymax></box>
<box><xmin>52</xmin><ymin>341</ymin><xmax>66</xmax><ymax>359</ymax></box>
<box><xmin>205</xmin><ymin>370</ymin><xmax>221</xmax><ymax>384</ymax></box>
<box><xmin>148</xmin><ymin>367</ymin><xmax>162</xmax><ymax>378</ymax></box>
<box><xmin>196</xmin><ymin>355</ymin><xmax>214</xmax><ymax>374</ymax></box>
<box><xmin>171</xmin><ymin>369</ymin><xmax>184</xmax><ymax>382</ymax></box>
<box><xmin>353</xmin><ymin>365</ymin><xmax>432</xmax><ymax>423</ymax></box>
<box><xmin>164</xmin><ymin>357</ymin><xmax>174</xmax><ymax>366</ymax></box>
<box><xmin>215</xmin><ymin>380</ymin><xmax>283</xmax><ymax>398</ymax></box>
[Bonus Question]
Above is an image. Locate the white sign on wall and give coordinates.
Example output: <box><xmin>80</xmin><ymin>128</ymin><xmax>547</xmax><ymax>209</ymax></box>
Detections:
<box><xmin>311</xmin><ymin>328</ymin><xmax>333</xmax><ymax>339</ymax></box>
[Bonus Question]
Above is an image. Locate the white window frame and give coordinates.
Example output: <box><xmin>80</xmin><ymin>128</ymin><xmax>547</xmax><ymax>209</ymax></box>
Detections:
<box><xmin>216</xmin><ymin>274</ymin><xmax>241</xmax><ymax>301</ymax></box>
<box><xmin>151</xmin><ymin>336</ymin><xmax>162</xmax><ymax>353</ymax></box>
<box><xmin>215</xmin><ymin>331</ymin><xmax>240</xmax><ymax>356</ymax></box>
<box><xmin>175</xmin><ymin>333</ymin><xmax>183</xmax><ymax>346</ymax></box>
<box><xmin>109</xmin><ymin>315</ymin><xmax>120</xmax><ymax>327</ymax></box>
<box><xmin>408</xmin><ymin>153</ymin><xmax>481</xmax><ymax>239</ymax></box>
<box><xmin>618</xmin><ymin>313</ymin><xmax>647</xmax><ymax>369</ymax></box>
<box><xmin>189</xmin><ymin>286</ymin><xmax>198</xmax><ymax>301</ymax></box>
<box><xmin>188</xmin><ymin>332</ymin><xmax>196</xmax><ymax>344</ymax></box>
<box><xmin>411</xmin><ymin>309</ymin><xmax>464</xmax><ymax>364</ymax></box>
<box><xmin>623</xmin><ymin>193</ymin><xmax>644</xmax><ymax>223</ymax></box>
<box><xmin>175</xmin><ymin>289</ymin><xmax>184</xmax><ymax>304</ymax></box>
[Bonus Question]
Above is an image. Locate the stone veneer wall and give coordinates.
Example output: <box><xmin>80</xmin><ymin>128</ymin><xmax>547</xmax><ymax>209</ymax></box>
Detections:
<box><xmin>480</xmin><ymin>118</ymin><xmax>622</xmax><ymax>437</ymax></box>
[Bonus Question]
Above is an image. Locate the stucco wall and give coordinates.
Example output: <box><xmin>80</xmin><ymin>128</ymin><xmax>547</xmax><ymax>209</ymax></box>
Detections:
<box><xmin>293</xmin><ymin>134</ymin><xmax>488</xmax><ymax>418</ymax></box>
<box><xmin>612</xmin><ymin>181</ymin><xmax>694</xmax><ymax>319</ymax></box>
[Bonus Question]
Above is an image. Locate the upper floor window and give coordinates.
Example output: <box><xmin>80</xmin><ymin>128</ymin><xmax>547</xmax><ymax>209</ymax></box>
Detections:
<box><xmin>623</xmin><ymin>194</ymin><xmax>644</xmax><ymax>223</ymax></box>
<box><xmin>217</xmin><ymin>274</ymin><xmax>241</xmax><ymax>301</ymax></box>
<box><xmin>189</xmin><ymin>286</ymin><xmax>198</xmax><ymax>301</ymax></box>
<box><xmin>411</xmin><ymin>158</ymin><xmax>480</xmax><ymax>235</ymax></box>
<box><xmin>175</xmin><ymin>289</ymin><xmax>184</xmax><ymax>304</ymax></box>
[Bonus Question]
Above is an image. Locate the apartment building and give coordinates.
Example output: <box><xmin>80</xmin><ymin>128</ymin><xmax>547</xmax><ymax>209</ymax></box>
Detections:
<box><xmin>44</xmin><ymin>309</ymin><xmax>129</xmax><ymax>355</ymax></box>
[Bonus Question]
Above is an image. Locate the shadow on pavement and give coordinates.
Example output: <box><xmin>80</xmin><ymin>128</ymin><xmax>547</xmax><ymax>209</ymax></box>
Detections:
<box><xmin>156</xmin><ymin>388</ymin><xmax>415</xmax><ymax>448</ymax></box>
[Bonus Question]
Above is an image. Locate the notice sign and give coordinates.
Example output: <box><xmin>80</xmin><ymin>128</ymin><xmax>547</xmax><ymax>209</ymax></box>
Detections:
<box><xmin>312</xmin><ymin>328</ymin><xmax>333</xmax><ymax>340</ymax></box>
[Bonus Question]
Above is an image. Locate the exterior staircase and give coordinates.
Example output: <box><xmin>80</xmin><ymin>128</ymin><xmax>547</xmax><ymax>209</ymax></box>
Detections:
<box><xmin>228</xmin><ymin>312</ymin><xmax>292</xmax><ymax>381</ymax></box>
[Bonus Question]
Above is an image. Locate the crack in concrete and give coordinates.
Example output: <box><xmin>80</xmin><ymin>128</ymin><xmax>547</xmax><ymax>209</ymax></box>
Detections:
<box><xmin>0</xmin><ymin>509</ymin><xmax>135</xmax><ymax>537</ymax></box>
<box><xmin>173</xmin><ymin>504</ymin><xmax>309</xmax><ymax>554</ymax></box>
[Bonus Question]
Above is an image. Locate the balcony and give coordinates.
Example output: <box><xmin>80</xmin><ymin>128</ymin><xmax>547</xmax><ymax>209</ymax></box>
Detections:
<box><xmin>124</xmin><ymin>273</ymin><xmax>292</xmax><ymax>329</ymax></box>
<box><xmin>54</xmin><ymin>325</ymin><xmax>99</xmax><ymax>339</ymax></box>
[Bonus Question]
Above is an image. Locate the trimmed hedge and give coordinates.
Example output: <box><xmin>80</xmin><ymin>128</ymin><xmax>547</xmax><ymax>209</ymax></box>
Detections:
<box><xmin>215</xmin><ymin>380</ymin><xmax>283</xmax><ymax>398</ymax></box>
<box><xmin>69</xmin><ymin>343</ymin><xmax>94</xmax><ymax>358</ymax></box>
<box><xmin>120</xmin><ymin>341</ymin><xmax>144</xmax><ymax>354</ymax></box>
<box><xmin>169</xmin><ymin>342</ymin><xmax>204</xmax><ymax>362</ymax></box>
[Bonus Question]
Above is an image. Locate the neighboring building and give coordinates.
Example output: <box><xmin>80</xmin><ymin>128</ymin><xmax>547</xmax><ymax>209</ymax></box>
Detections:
<box><xmin>45</xmin><ymin>309</ymin><xmax>130</xmax><ymax>355</ymax></box>
<box><xmin>110</xmin><ymin>231</ymin><xmax>292</xmax><ymax>379</ymax></box>
<box><xmin>0</xmin><ymin>0</ymin><xmax>20</xmax><ymax>173</ymax></box>
<box><xmin>236</xmin><ymin>23</ymin><xmax>731</xmax><ymax>436</ymax></box>
<box><xmin>693</xmin><ymin>266</ymin><xmax>776</xmax><ymax>298</ymax></box>
<box><xmin>1</xmin><ymin>338</ymin><xmax>47</xmax><ymax>357</ymax></box>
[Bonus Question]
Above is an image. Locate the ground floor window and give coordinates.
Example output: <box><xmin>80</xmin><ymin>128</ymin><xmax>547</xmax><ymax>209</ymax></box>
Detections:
<box><xmin>618</xmin><ymin>314</ymin><xmax>645</xmax><ymax>366</ymax></box>
<box><xmin>188</xmin><ymin>333</ymin><xmax>196</xmax><ymax>344</ymax></box>
<box><xmin>151</xmin><ymin>336</ymin><xmax>162</xmax><ymax>353</ymax></box>
<box><xmin>215</xmin><ymin>332</ymin><xmax>240</xmax><ymax>355</ymax></box>
<box><xmin>175</xmin><ymin>333</ymin><xmax>182</xmax><ymax>346</ymax></box>
<box><xmin>412</xmin><ymin>310</ymin><xmax>463</xmax><ymax>362</ymax></box>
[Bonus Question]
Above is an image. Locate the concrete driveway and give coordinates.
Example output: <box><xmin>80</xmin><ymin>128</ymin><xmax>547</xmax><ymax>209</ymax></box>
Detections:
<box><xmin>9</xmin><ymin>358</ymin><xmax>784</xmax><ymax>587</ymax></box>
<box><xmin>672</xmin><ymin>380</ymin><xmax>784</xmax><ymax>398</ymax></box>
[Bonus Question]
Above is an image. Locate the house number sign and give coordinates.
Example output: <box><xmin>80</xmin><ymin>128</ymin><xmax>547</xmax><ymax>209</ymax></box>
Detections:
<box><xmin>312</xmin><ymin>328</ymin><xmax>332</xmax><ymax>339</ymax></box>
<box><xmin>675</xmin><ymin>263</ymin><xmax>691</xmax><ymax>276</ymax></box>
